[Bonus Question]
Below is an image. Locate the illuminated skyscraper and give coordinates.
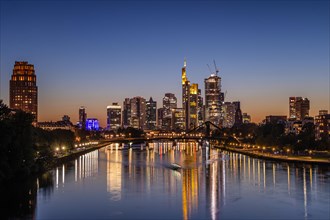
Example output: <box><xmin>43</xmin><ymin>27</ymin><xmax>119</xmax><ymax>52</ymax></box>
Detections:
<box><xmin>79</xmin><ymin>106</ymin><xmax>87</xmax><ymax>129</ymax></box>
<box><xmin>204</xmin><ymin>71</ymin><xmax>222</xmax><ymax>126</ymax></box>
<box><xmin>107</xmin><ymin>103</ymin><xmax>121</xmax><ymax>131</ymax></box>
<box><xmin>222</xmin><ymin>102</ymin><xmax>236</xmax><ymax>128</ymax></box>
<box><xmin>157</xmin><ymin>108</ymin><xmax>165</xmax><ymax>129</ymax></box>
<box><xmin>197</xmin><ymin>89</ymin><xmax>204</xmax><ymax>125</ymax></box>
<box><xmin>182</xmin><ymin>58</ymin><xmax>190</xmax><ymax>130</ymax></box>
<box><xmin>189</xmin><ymin>83</ymin><xmax>198</xmax><ymax>128</ymax></box>
<box><xmin>172</xmin><ymin>108</ymin><xmax>185</xmax><ymax>131</ymax></box>
<box><xmin>130</xmin><ymin>96</ymin><xmax>146</xmax><ymax>129</ymax></box>
<box><xmin>122</xmin><ymin>98</ymin><xmax>131</xmax><ymax>128</ymax></box>
<box><xmin>146</xmin><ymin>97</ymin><xmax>157</xmax><ymax>130</ymax></box>
<box><xmin>289</xmin><ymin>97</ymin><xmax>310</xmax><ymax>120</ymax></box>
<box><xmin>162</xmin><ymin>93</ymin><xmax>177</xmax><ymax>130</ymax></box>
<box><xmin>10</xmin><ymin>61</ymin><xmax>38</xmax><ymax>122</ymax></box>
<box><xmin>181</xmin><ymin>59</ymin><xmax>199</xmax><ymax>130</ymax></box>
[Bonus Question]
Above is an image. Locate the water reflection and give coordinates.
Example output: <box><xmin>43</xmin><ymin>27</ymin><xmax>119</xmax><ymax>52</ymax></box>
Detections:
<box><xmin>3</xmin><ymin>141</ymin><xmax>330</xmax><ymax>219</ymax></box>
<box><xmin>1</xmin><ymin>172</ymin><xmax>53</xmax><ymax>219</ymax></box>
<box><xmin>106</xmin><ymin>148</ymin><xmax>122</xmax><ymax>201</ymax></box>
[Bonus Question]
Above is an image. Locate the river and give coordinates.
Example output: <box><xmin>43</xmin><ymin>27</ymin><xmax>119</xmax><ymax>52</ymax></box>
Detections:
<box><xmin>3</xmin><ymin>141</ymin><xmax>330</xmax><ymax>219</ymax></box>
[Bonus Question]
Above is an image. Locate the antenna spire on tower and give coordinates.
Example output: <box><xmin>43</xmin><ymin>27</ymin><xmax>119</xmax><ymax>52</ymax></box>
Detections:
<box><xmin>184</xmin><ymin>58</ymin><xmax>187</xmax><ymax>67</ymax></box>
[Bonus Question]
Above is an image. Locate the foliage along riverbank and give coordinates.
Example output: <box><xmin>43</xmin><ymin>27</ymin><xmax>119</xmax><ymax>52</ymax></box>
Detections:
<box><xmin>0</xmin><ymin>101</ymin><xmax>74</xmax><ymax>184</ymax></box>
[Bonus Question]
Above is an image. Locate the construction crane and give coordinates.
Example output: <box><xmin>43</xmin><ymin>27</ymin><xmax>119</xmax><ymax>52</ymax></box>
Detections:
<box><xmin>213</xmin><ymin>60</ymin><xmax>219</xmax><ymax>76</ymax></box>
<box><xmin>207</xmin><ymin>64</ymin><xmax>214</xmax><ymax>75</ymax></box>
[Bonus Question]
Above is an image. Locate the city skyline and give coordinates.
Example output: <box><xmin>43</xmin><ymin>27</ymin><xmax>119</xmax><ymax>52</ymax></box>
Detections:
<box><xmin>0</xmin><ymin>1</ymin><xmax>329</xmax><ymax>127</ymax></box>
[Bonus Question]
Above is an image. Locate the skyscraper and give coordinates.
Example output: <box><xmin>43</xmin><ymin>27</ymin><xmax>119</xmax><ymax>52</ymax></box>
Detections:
<box><xmin>157</xmin><ymin>108</ymin><xmax>165</xmax><ymax>129</ymax></box>
<box><xmin>204</xmin><ymin>71</ymin><xmax>222</xmax><ymax>126</ymax></box>
<box><xmin>315</xmin><ymin>110</ymin><xmax>329</xmax><ymax>141</ymax></box>
<box><xmin>162</xmin><ymin>93</ymin><xmax>177</xmax><ymax>130</ymax></box>
<box><xmin>233</xmin><ymin>101</ymin><xmax>243</xmax><ymax>126</ymax></box>
<box><xmin>79</xmin><ymin>106</ymin><xmax>87</xmax><ymax>129</ymax></box>
<box><xmin>189</xmin><ymin>83</ymin><xmax>198</xmax><ymax>128</ymax></box>
<box><xmin>10</xmin><ymin>61</ymin><xmax>38</xmax><ymax>122</ymax></box>
<box><xmin>146</xmin><ymin>97</ymin><xmax>157</xmax><ymax>130</ymax></box>
<box><xmin>182</xmin><ymin>58</ymin><xmax>190</xmax><ymax>130</ymax></box>
<box><xmin>122</xmin><ymin>98</ymin><xmax>131</xmax><ymax>128</ymax></box>
<box><xmin>107</xmin><ymin>103</ymin><xmax>121</xmax><ymax>131</ymax></box>
<box><xmin>130</xmin><ymin>96</ymin><xmax>146</xmax><ymax>129</ymax></box>
<box><xmin>172</xmin><ymin>108</ymin><xmax>185</xmax><ymax>131</ymax></box>
<box><xmin>181</xmin><ymin>59</ymin><xmax>199</xmax><ymax>130</ymax></box>
<box><xmin>222</xmin><ymin>102</ymin><xmax>236</xmax><ymax>128</ymax></box>
<box><xmin>197</xmin><ymin>89</ymin><xmax>204</xmax><ymax>125</ymax></box>
<box><xmin>289</xmin><ymin>97</ymin><xmax>310</xmax><ymax>120</ymax></box>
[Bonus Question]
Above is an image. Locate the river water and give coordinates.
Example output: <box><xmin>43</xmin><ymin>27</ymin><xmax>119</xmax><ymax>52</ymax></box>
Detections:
<box><xmin>3</xmin><ymin>141</ymin><xmax>330</xmax><ymax>219</ymax></box>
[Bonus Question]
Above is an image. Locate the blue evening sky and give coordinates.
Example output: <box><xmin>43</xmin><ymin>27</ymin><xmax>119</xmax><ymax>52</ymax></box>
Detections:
<box><xmin>0</xmin><ymin>0</ymin><xmax>329</xmax><ymax>126</ymax></box>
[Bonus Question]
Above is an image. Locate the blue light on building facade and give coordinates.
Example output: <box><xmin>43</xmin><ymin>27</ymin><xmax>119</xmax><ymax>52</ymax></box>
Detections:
<box><xmin>85</xmin><ymin>118</ymin><xmax>99</xmax><ymax>131</ymax></box>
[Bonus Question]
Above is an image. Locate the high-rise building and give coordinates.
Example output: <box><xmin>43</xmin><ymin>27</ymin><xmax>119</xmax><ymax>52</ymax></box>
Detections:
<box><xmin>162</xmin><ymin>93</ymin><xmax>177</xmax><ymax>130</ymax></box>
<box><xmin>222</xmin><ymin>102</ymin><xmax>236</xmax><ymax>128</ymax></box>
<box><xmin>197</xmin><ymin>89</ymin><xmax>204</xmax><ymax>125</ymax></box>
<box><xmin>146</xmin><ymin>97</ymin><xmax>157</xmax><ymax>130</ymax></box>
<box><xmin>289</xmin><ymin>97</ymin><xmax>296</xmax><ymax>119</ymax></box>
<box><xmin>107</xmin><ymin>103</ymin><xmax>121</xmax><ymax>131</ymax></box>
<box><xmin>289</xmin><ymin>97</ymin><xmax>310</xmax><ymax>120</ymax></box>
<box><xmin>182</xmin><ymin>59</ymin><xmax>190</xmax><ymax>130</ymax></box>
<box><xmin>189</xmin><ymin>83</ymin><xmax>198</xmax><ymax>128</ymax></box>
<box><xmin>233</xmin><ymin>101</ymin><xmax>243</xmax><ymax>126</ymax></box>
<box><xmin>122</xmin><ymin>98</ymin><xmax>131</xmax><ymax>128</ymax></box>
<box><xmin>130</xmin><ymin>96</ymin><xmax>146</xmax><ymax>129</ymax></box>
<box><xmin>172</xmin><ymin>108</ymin><xmax>185</xmax><ymax>131</ymax></box>
<box><xmin>296</xmin><ymin>98</ymin><xmax>310</xmax><ymax>120</ymax></box>
<box><xmin>204</xmin><ymin>72</ymin><xmax>222</xmax><ymax>126</ymax></box>
<box><xmin>10</xmin><ymin>61</ymin><xmax>38</xmax><ymax>122</ymax></box>
<box><xmin>157</xmin><ymin>108</ymin><xmax>164</xmax><ymax>129</ymax></box>
<box><xmin>315</xmin><ymin>110</ymin><xmax>330</xmax><ymax>141</ymax></box>
<box><xmin>181</xmin><ymin>59</ymin><xmax>199</xmax><ymax>130</ymax></box>
<box><xmin>79</xmin><ymin>106</ymin><xmax>87</xmax><ymax>129</ymax></box>
<box><xmin>222</xmin><ymin>101</ymin><xmax>243</xmax><ymax>127</ymax></box>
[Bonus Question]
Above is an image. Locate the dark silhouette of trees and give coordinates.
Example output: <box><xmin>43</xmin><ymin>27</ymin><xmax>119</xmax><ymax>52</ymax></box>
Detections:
<box><xmin>0</xmin><ymin>101</ymin><xmax>35</xmax><ymax>181</ymax></box>
<box><xmin>0</xmin><ymin>101</ymin><xmax>75</xmax><ymax>183</ymax></box>
<box><xmin>221</xmin><ymin>121</ymin><xmax>329</xmax><ymax>153</ymax></box>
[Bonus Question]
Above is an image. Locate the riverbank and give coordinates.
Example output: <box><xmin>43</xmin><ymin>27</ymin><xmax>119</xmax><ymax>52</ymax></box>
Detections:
<box><xmin>53</xmin><ymin>142</ymin><xmax>108</xmax><ymax>167</ymax></box>
<box><xmin>217</xmin><ymin>146</ymin><xmax>330</xmax><ymax>165</ymax></box>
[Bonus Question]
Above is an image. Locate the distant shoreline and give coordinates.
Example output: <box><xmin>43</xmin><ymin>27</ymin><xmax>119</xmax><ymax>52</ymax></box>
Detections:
<box><xmin>53</xmin><ymin>142</ymin><xmax>107</xmax><ymax>167</ymax></box>
<box><xmin>53</xmin><ymin>142</ymin><xmax>330</xmax><ymax>166</ymax></box>
<box><xmin>216</xmin><ymin>146</ymin><xmax>330</xmax><ymax>165</ymax></box>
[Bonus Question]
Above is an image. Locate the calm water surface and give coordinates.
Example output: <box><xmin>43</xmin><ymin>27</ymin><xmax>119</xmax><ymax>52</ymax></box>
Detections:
<box><xmin>4</xmin><ymin>142</ymin><xmax>330</xmax><ymax>219</ymax></box>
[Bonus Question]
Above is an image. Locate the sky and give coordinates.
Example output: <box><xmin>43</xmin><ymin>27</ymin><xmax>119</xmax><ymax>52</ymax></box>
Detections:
<box><xmin>0</xmin><ymin>0</ymin><xmax>329</xmax><ymax>127</ymax></box>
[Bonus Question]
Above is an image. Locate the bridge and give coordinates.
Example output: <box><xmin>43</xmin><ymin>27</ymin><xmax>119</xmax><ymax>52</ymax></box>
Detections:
<box><xmin>102</xmin><ymin>121</ymin><xmax>240</xmax><ymax>145</ymax></box>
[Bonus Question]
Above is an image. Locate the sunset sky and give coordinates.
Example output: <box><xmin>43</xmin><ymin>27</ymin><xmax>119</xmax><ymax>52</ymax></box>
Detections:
<box><xmin>0</xmin><ymin>0</ymin><xmax>329</xmax><ymax>127</ymax></box>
